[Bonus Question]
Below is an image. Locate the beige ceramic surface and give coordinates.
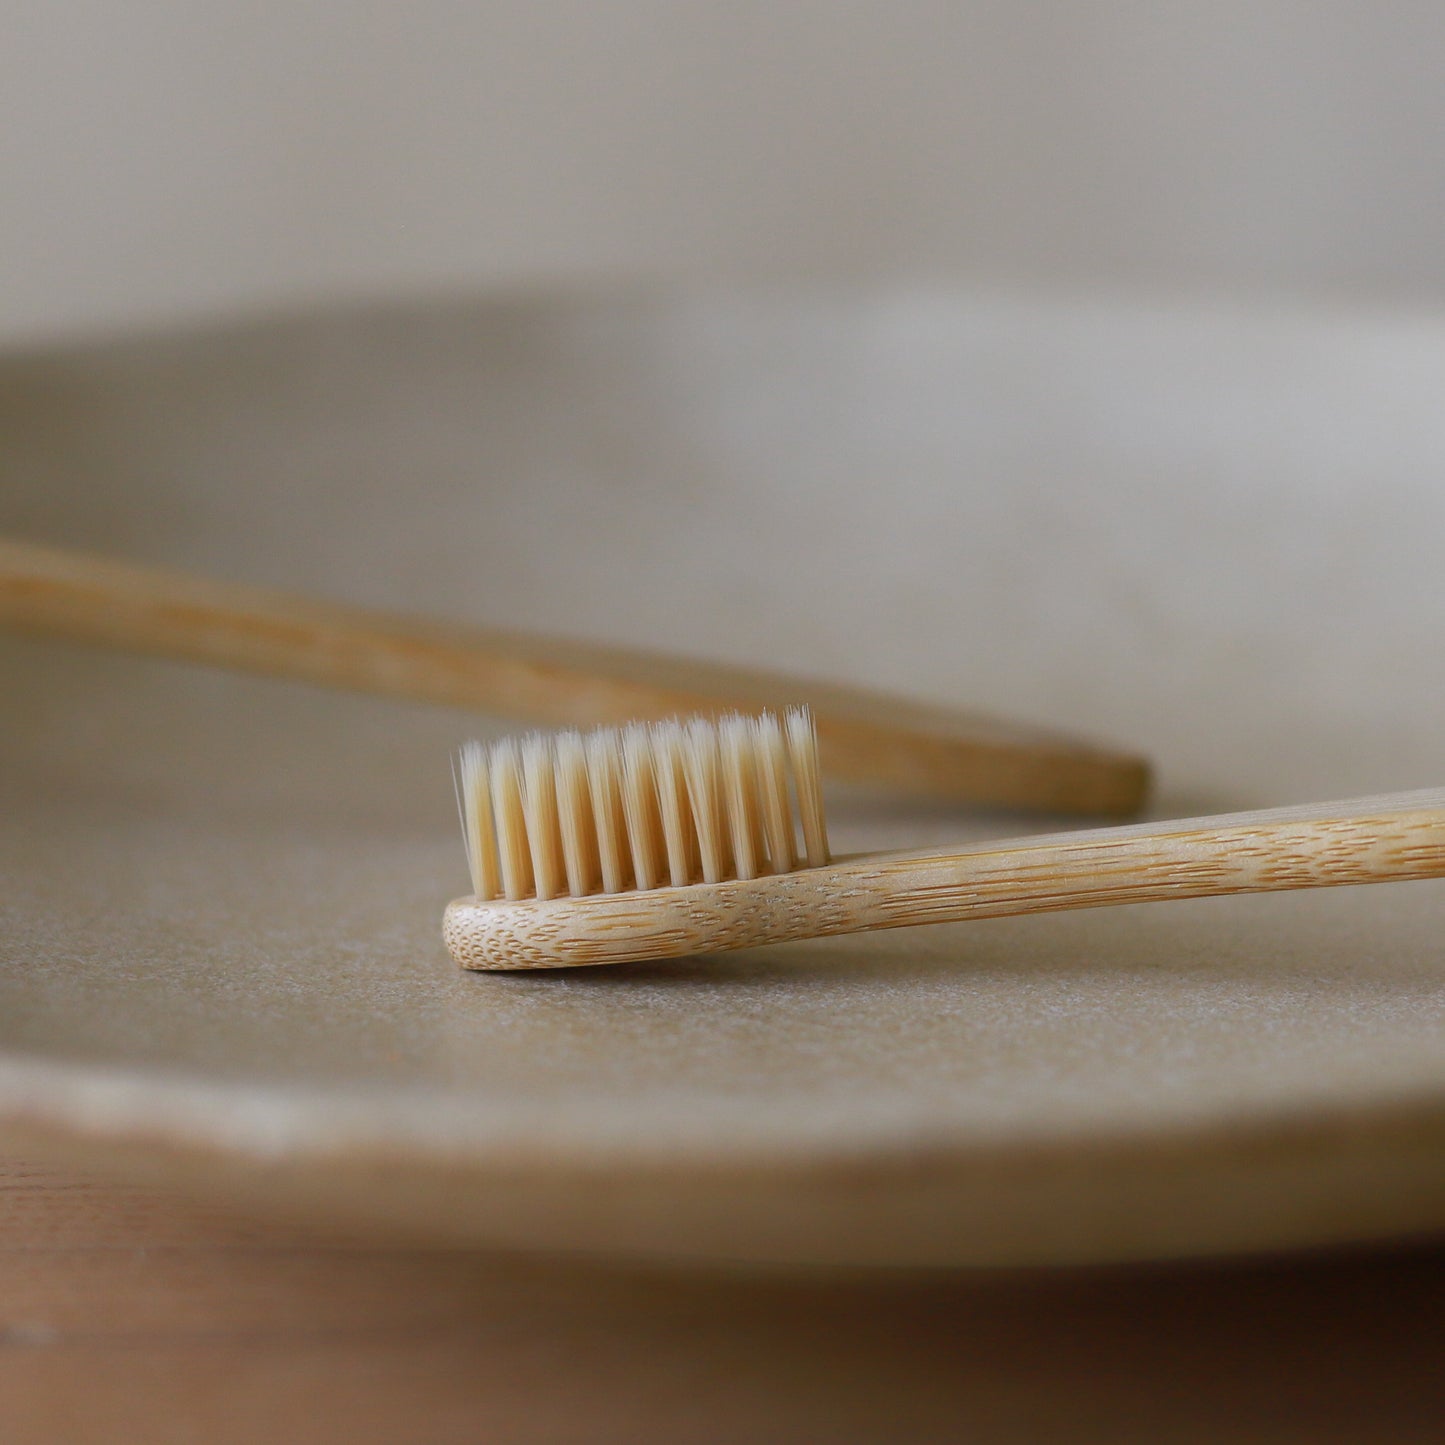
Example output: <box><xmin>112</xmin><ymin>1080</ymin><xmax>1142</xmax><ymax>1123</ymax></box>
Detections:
<box><xmin>3</xmin><ymin>289</ymin><xmax>1445</xmax><ymax>1265</ymax></box>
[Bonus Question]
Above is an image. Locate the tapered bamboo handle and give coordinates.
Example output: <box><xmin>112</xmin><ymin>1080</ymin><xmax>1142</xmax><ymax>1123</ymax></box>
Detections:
<box><xmin>837</xmin><ymin>787</ymin><xmax>1445</xmax><ymax>927</ymax></box>
<box><xmin>0</xmin><ymin>537</ymin><xmax>1149</xmax><ymax>814</ymax></box>
<box><xmin>444</xmin><ymin>788</ymin><xmax>1445</xmax><ymax>968</ymax></box>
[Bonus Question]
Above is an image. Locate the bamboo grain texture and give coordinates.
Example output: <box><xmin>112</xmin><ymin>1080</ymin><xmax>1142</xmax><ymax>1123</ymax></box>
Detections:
<box><xmin>0</xmin><ymin>537</ymin><xmax>1147</xmax><ymax>814</ymax></box>
<box><xmin>445</xmin><ymin>788</ymin><xmax>1445</xmax><ymax>968</ymax></box>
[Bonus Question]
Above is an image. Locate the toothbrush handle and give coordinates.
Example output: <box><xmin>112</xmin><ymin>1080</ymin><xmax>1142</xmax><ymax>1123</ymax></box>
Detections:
<box><xmin>0</xmin><ymin>536</ymin><xmax>1149</xmax><ymax>814</ymax></box>
<box><xmin>446</xmin><ymin>789</ymin><xmax>1445</xmax><ymax>969</ymax></box>
<box><xmin>826</xmin><ymin>788</ymin><xmax>1445</xmax><ymax>932</ymax></box>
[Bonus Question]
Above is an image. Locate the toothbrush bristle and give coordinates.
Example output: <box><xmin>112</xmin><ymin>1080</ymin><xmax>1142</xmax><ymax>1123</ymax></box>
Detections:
<box><xmin>553</xmin><ymin>730</ymin><xmax>596</xmax><ymax>897</ymax></box>
<box><xmin>785</xmin><ymin>705</ymin><xmax>829</xmax><ymax>868</ymax></box>
<box><xmin>490</xmin><ymin>736</ymin><xmax>532</xmax><ymax>901</ymax></box>
<box><xmin>457</xmin><ymin>708</ymin><xmax>828</xmax><ymax>902</ymax></box>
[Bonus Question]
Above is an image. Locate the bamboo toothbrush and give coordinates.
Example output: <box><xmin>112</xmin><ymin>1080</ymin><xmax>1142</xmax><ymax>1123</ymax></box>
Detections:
<box><xmin>444</xmin><ymin>708</ymin><xmax>1445</xmax><ymax>970</ymax></box>
<box><xmin>0</xmin><ymin>536</ymin><xmax>1147</xmax><ymax>814</ymax></box>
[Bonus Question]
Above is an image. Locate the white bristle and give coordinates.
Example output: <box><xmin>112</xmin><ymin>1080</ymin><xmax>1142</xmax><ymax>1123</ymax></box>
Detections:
<box><xmin>720</xmin><ymin>714</ymin><xmax>763</xmax><ymax>880</ymax></box>
<box><xmin>681</xmin><ymin>716</ymin><xmax>729</xmax><ymax>885</ymax></box>
<box><xmin>753</xmin><ymin>712</ymin><xmax>794</xmax><ymax>874</ymax></box>
<box><xmin>490</xmin><ymin>737</ymin><xmax>533</xmax><ymax>901</ymax></box>
<box><xmin>620</xmin><ymin>723</ymin><xmax>664</xmax><ymax>891</ymax></box>
<box><xmin>650</xmin><ymin>720</ymin><xmax>696</xmax><ymax>886</ymax></box>
<box><xmin>585</xmin><ymin>729</ymin><xmax>629</xmax><ymax>894</ymax></box>
<box><xmin>786</xmin><ymin>706</ymin><xmax>829</xmax><ymax>867</ymax></box>
<box><xmin>520</xmin><ymin>733</ymin><xmax>563</xmax><ymax>901</ymax></box>
<box><xmin>456</xmin><ymin>740</ymin><xmax>501</xmax><ymax>901</ymax></box>
<box><xmin>554</xmin><ymin>731</ymin><xmax>597</xmax><ymax>897</ymax></box>
<box><xmin>455</xmin><ymin>708</ymin><xmax>827</xmax><ymax>901</ymax></box>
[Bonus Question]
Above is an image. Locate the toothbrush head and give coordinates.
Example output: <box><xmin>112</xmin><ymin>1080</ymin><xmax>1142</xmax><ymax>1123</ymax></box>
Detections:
<box><xmin>454</xmin><ymin>707</ymin><xmax>828</xmax><ymax>902</ymax></box>
<box><xmin>445</xmin><ymin>708</ymin><xmax>830</xmax><ymax>970</ymax></box>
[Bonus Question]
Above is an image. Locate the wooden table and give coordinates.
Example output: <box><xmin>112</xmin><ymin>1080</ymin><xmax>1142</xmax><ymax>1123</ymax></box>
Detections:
<box><xmin>3</xmin><ymin>1155</ymin><xmax>1442</xmax><ymax>1444</ymax></box>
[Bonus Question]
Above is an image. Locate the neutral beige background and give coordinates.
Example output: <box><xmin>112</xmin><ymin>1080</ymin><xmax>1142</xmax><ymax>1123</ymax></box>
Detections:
<box><xmin>9</xmin><ymin>287</ymin><xmax>1445</xmax><ymax>806</ymax></box>
<box><xmin>3</xmin><ymin>287</ymin><xmax>1445</xmax><ymax>1267</ymax></box>
<box><xmin>7</xmin><ymin>3</ymin><xmax>1445</xmax><ymax>343</ymax></box>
